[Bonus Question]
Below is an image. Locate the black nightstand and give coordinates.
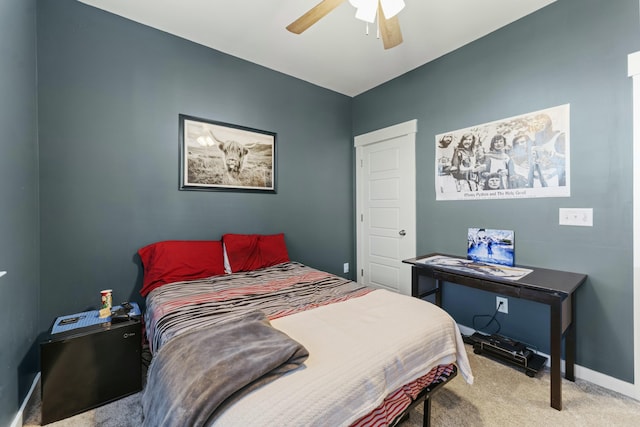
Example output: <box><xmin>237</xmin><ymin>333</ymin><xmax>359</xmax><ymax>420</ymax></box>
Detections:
<box><xmin>40</xmin><ymin>304</ymin><xmax>142</xmax><ymax>424</ymax></box>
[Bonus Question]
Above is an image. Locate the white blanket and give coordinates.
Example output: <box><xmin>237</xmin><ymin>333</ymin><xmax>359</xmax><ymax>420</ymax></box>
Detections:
<box><xmin>213</xmin><ymin>289</ymin><xmax>473</xmax><ymax>427</ymax></box>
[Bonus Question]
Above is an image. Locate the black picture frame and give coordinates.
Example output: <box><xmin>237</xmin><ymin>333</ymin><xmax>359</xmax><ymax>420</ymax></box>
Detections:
<box><xmin>179</xmin><ymin>114</ymin><xmax>276</xmax><ymax>193</ymax></box>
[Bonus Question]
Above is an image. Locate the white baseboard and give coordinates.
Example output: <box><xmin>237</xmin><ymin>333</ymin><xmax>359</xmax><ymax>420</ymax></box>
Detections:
<box><xmin>574</xmin><ymin>363</ymin><xmax>639</xmax><ymax>400</ymax></box>
<box><xmin>10</xmin><ymin>372</ymin><xmax>40</xmax><ymax>427</ymax></box>
<box><xmin>457</xmin><ymin>324</ymin><xmax>640</xmax><ymax>401</ymax></box>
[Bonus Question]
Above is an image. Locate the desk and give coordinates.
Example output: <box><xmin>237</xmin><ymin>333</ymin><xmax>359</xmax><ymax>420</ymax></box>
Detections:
<box><xmin>403</xmin><ymin>253</ymin><xmax>587</xmax><ymax>411</ymax></box>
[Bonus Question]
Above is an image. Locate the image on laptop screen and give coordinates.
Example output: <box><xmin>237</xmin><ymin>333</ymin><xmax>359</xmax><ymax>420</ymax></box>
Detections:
<box><xmin>467</xmin><ymin>228</ymin><xmax>515</xmax><ymax>266</ymax></box>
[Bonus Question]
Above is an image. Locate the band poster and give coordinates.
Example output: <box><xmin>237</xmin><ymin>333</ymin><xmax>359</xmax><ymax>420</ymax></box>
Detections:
<box><xmin>435</xmin><ymin>104</ymin><xmax>570</xmax><ymax>201</ymax></box>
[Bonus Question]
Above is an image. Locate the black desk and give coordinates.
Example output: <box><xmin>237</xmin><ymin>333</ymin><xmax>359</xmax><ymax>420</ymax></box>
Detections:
<box><xmin>403</xmin><ymin>253</ymin><xmax>587</xmax><ymax>411</ymax></box>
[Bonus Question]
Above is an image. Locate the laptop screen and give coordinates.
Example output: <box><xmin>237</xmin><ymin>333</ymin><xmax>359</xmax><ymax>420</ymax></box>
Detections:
<box><xmin>467</xmin><ymin>228</ymin><xmax>515</xmax><ymax>266</ymax></box>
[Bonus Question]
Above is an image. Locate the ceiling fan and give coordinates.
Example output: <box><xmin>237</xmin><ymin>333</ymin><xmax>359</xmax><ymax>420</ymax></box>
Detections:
<box><xmin>286</xmin><ymin>0</ymin><xmax>405</xmax><ymax>50</ymax></box>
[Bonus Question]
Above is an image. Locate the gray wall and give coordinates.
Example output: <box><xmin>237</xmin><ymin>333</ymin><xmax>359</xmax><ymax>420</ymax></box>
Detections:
<box><xmin>2</xmin><ymin>0</ymin><xmax>638</xmax><ymax>423</ymax></box>
<box><xmin>353</xmin><ymin>0</ymin><xmax>639</xmax><ymax>382</ymax></box>
<box><xmin>36</xmin><ymin>0</ymin><xmax>354</xmax><ymax>330</ymax></box>
<box><xmin>0</xmin><ymin>0</ymin><xmax>40</xmax><ymax>425</ymax></box>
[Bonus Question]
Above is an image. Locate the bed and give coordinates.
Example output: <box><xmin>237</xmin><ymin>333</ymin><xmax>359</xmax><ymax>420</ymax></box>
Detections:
<box><xmin>137</xmin><ymin>234</ymin><xmax>473</xmax><ymax>427</ymax></box>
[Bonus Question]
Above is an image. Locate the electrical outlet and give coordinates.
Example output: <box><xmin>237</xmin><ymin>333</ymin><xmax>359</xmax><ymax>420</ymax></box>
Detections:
<box><xmin>343</xmin><ymin>262</ymin><xmax>349</xmax><ymax>274</ymax></box>
<box><xmin>496</xmin><ymin>296</ymin><xmax>508</xmax><ymax>314</ymax></box>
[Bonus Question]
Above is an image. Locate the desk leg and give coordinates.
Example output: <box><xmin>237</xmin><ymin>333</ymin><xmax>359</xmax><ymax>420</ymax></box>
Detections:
<box><xmin>565</xmin><ymin>294</ymin><xmax>576</xmax><ymax>382</ymax></box>
<box><xmin>550</xmin><ymin>301</ymin><xmax>562</xmax><ymax>410</ymax></box>
<box><xmin>435</xmin><ymin>279</ymin><xmax>442</xmax><ymax>307</ymax></box>
<box><xmin>411</xmin><ymin>267</ymin><xmax>419</xmax><ymax>297</ymax></box>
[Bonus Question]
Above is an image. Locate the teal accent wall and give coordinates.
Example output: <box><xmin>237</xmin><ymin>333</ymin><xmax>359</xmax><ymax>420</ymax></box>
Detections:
<box><xmin>0</xmin><ymin>0</ymin><xmax>40</xmax><ymax>425</ymax></box>
<box><xmin>2</xmin><ymin>0</ymin><xmax>639</xmax><ymax>423</ymax></box>
<box><xmin>353</xmin><ymin>0</ymin><xmax>640</xmax><ymax>382</ymax></box>
<box><xmin>36</xmin><ymin>0</ymin><xmax>354</xmax><ymax>329</ymax></box>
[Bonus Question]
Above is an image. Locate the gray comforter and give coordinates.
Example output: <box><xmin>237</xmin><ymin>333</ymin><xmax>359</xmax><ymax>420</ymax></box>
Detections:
<box><xmin>141</xmin><ymin>310</ymin><xmax>309</xmax><ymax>427</ymax></box>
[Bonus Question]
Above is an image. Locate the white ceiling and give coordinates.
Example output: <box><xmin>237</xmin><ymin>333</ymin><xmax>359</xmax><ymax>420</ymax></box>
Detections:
<box><xmin>77</xmin><ymin>0</ymin><xmax>556</xmax><ymax>97</ymax></box>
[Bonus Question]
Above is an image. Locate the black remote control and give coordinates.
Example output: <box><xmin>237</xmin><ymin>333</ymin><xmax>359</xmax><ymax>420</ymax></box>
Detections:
<box><xmin>58</xmin><ymin>316</ymin><xmax>84</xmax><ymax>326</ymax></box>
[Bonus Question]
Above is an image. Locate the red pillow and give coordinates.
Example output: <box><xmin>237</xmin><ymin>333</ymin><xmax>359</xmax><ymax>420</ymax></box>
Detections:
<box><xmin>138</xmin><ymin>240</ymin><xmax>226</xmax><ymax>297</ymax></box>
<box><xmin>223</xmin><ymin>233</ymin><xmax>289</xmax><ymax>273</ymax></box>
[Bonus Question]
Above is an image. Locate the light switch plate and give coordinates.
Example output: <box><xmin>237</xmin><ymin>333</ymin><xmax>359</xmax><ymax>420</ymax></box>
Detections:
<box><xmin>559</xmin><ymin>208</ymin><xmax>593</xmax><ymax>227</ymax></box>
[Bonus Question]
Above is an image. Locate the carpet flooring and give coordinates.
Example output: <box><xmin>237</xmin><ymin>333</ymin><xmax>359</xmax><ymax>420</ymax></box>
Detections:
<box><xmin>23</xmin><ymin>344</ymin><xmax>640</xmax><ymax>426</ymax></box>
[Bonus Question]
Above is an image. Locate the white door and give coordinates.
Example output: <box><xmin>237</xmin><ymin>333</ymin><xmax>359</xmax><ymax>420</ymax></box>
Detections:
<box><xmin>355</xmin><ymin>120</ymin><xmax>416</xmax><ymax>296</ymax></box>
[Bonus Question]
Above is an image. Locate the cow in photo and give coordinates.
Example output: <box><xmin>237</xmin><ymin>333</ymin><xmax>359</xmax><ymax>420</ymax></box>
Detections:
<box><xmin>209</xmin><ymin>132</ymin><xmax>256</xmax><ymax>183</ymax></box>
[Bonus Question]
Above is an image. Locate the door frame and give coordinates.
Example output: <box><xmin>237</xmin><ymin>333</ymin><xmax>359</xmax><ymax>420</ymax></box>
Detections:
<box><xmin>628</xmin><ymin>51</ymin><xmax>640</xmax><ymax>400</ymax></box>
<box><xmin>354</xmin><ymin>119</ymin><xmax>417</xmax><ymax>293</ymax></box>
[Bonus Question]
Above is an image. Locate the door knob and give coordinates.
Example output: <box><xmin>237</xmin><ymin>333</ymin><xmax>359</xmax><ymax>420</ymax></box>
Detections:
<box><xmin>399</xmin><ymin>229</ymin><xmax>406</xmax><ymax>236</ymax></box>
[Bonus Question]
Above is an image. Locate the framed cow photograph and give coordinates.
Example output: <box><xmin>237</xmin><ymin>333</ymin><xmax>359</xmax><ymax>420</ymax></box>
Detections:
<box><xmin>179</xmin><ymin>114</ymin><xmax>276</xmax><ymax>192</ymax></box>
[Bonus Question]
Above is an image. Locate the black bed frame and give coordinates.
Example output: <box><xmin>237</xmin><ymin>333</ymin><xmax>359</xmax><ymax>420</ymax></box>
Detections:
<box><xmin>391</xmin><ymin>365</ymin><xmax>458</xmax><ymax>427</ymax></box>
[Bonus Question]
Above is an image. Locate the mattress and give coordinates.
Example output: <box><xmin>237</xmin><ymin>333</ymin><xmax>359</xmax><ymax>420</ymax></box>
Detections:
<box><xmin>143</xmin><ymin>261</ymin><xmax>473</xmax><ymax>426</ymax></box>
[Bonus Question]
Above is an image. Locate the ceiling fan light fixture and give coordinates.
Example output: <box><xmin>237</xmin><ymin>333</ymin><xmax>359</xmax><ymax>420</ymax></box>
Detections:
<box><xmin>353</xmin><ymin>1</ymin><xmax>378</xmax><ymax>23</ymax></box>
<box><xmin>350</xmin><ymin>0</ymin><xmax>405</xmax><ymax>23</ymax></box>
<box><xmin>379</xmin><ymin>0</ymin><xmax>405</xmax><ymax>19</ymax></box>
<box><xmin>287</xmin><ymin>0</ymin><xmax>404</xmax><ymax>49</ymax></box>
